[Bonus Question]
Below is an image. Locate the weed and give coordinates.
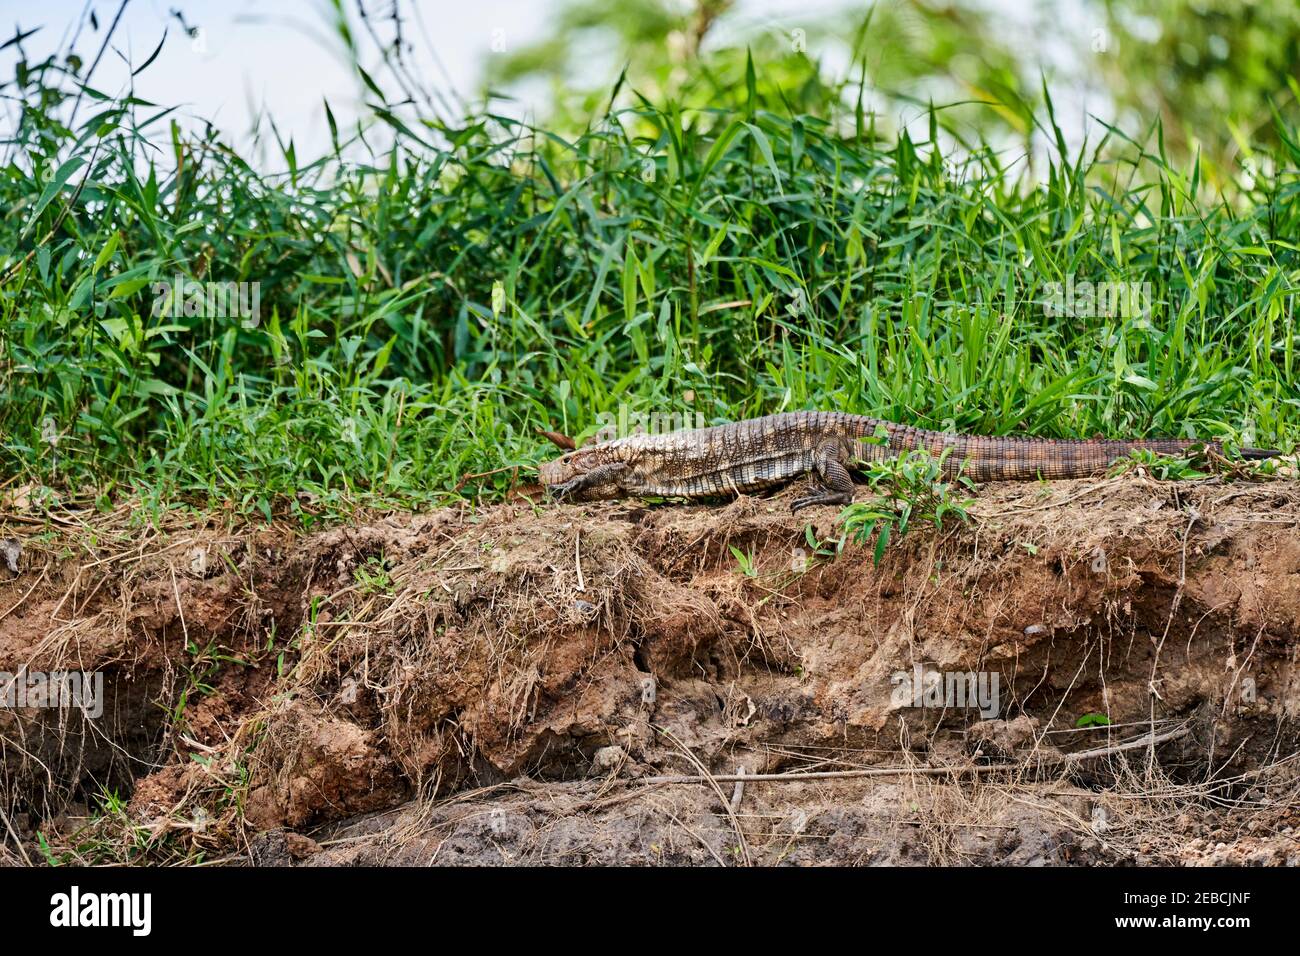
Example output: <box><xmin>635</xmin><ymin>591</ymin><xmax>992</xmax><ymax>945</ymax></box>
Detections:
<box><xmin>838</xmin><ymin>450</ymin><xmax>976</xmax><ymax>563</ymax></box>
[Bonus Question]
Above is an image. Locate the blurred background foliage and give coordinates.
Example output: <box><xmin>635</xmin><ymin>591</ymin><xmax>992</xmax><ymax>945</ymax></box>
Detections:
<box><xmin>487</xmin><ymin>0</ymin><xmax>1300</xmax><ymax>186</ymax></box>
<box><xmin>1098</xmin><ymin>0</ymin><xmax>1300</xmax><ymax>177</ymax></box>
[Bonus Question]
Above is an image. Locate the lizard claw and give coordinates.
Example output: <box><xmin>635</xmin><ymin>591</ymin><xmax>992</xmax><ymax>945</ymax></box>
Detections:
<box><xmin>790</xmin><ymin>491</ymin><xmax>853</xmax><ymax>513</ymax></box>
<box><xmin>547</xmin><ymin>481</ymin><xmax>576</xmax><ymax>501</ymax></box>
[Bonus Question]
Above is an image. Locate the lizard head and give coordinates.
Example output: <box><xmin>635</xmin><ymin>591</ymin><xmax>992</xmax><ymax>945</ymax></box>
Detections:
<box><xmin>536</xmin><ymin>425</ymin><xmax>637</xmax><ymax>500</ymax></box>
<box><xmin>538</xmin><ymin>444</ymin><xmax>615</xmax><ymax>492</ymax></box>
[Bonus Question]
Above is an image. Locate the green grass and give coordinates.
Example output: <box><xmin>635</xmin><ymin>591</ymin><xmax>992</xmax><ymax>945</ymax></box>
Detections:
<box><xmin>2</xmin><ymin>47</ymin><xmax>1297</xmax><ymax>522</ymax></box>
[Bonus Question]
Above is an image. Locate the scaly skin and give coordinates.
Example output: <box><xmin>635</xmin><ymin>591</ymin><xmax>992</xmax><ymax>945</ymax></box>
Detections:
<box><xmin>539</xmin><ymin>411</ymin><xmax>1275</xmax><ymax>511</ymax></box>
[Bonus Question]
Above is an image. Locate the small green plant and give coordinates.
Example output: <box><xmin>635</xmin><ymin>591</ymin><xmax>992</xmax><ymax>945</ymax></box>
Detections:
<box><xmin>795</xmin><ymin>524</ymin><xmax>838</xmax><ymax>572</ymax></box>
<box><xmin>1109</xmin><ymin>449</ymin><xmax>1209</xmax><ymax>481</ymax></box>
<box><xmin>354</xmin><ymin>554</ymin><xmax>394</xmax><ymax>593</ymax></box>
<box><xmin>729</xmin><ymin>544</ymin><xmax>758</xmax><ymax>578</ymax></box>
<box><xmin>1074</xmin><ymin>712</ymin><xmax>1112</xmax><ymax>728</ymax></box>
<box><xmin>36</xmin><ymin>831</ymin><xmax>62</xmax><ymax>866</ymax></box>
<box><xmin>171</xmin><ymin>640</ymin><xmax>249</xmax><ymax>727</ymax></box>
<box><xmin>43</xmin><ymin>782</ymin><xmax>207</xmax><ymax>865</ymax></box>
<box><xmin>837</xmin><ymin>449</ymin><xmax>975</xmax><ymax>564</ymax></box>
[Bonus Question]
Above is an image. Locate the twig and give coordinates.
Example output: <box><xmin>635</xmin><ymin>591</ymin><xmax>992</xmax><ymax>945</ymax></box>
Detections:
<box><xmin>0</xmin><ymin>803</ymin><xmax>33</xmax><ymax>866</ymax></box>
<box><xmin>638</xmin><ymin>725</ymin><xmax>1191</xmax><ymax>785</ymax></box>
<box><xmin>451</xmin><ymin>465</ymin><xmax>518</xmax><ymax>493</ymax></box>
<box><xmin>574</xmin><ymin>529</ymin><xmax>585</xmax><ymax>592</ymax></box>
<box><xmin>1063</xmin><ymin>725</ymin><xmax>1190</xmax><ymax>762</ymax></box>
<box><xmin>729</xmin><ymin>766</ymin><xmax>746</xmax><ymax>812</ymax></box>
<box><xmin>657</xmin><ymin>726</ymin><xmax>751</xmax><ymax>866</ymax></box>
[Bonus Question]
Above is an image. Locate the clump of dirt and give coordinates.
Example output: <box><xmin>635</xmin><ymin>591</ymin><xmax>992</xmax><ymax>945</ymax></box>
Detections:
<box><xmin>1</xmin><ymin>475</ymin><xmax>1298</xmax><ymax>865</ymax></box>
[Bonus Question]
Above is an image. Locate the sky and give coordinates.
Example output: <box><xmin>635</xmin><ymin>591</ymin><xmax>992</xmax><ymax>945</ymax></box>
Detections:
<box><xmin>1</xmin><ymin>1</ymin><xmax>850</xmax><ymax>154</ymax></box>
<box><xmin>0</xmin><ymin>0</ymin><xmax>1103</xmax><ymax>161</ymax></box>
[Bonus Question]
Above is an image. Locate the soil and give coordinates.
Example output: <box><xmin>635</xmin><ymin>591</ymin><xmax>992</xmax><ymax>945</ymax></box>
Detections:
<box><xmin>1</xmin><ymin>474</ymin><xmax>1298</xmax><ymax>866</ymax></box>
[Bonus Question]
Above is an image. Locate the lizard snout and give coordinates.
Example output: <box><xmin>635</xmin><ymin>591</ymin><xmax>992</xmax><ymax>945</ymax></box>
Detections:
<box><xmin>538</xmin><ymin>451</ymin><xmax>586</xmax><ymax>487</ymax></box>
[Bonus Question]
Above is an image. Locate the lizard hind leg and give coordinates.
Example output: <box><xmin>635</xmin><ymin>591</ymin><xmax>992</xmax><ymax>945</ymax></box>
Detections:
<box><xmin>791</xmin><ymin>439</ymin><xmax>856</xmax><ymax>512</ymax></box>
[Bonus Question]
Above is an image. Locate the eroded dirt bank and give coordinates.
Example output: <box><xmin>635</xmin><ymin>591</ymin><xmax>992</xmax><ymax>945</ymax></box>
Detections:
<box><xmin>1</xmin><ymin>475</ymin><xmax>1298</xmax><ymax>865</ymax></box>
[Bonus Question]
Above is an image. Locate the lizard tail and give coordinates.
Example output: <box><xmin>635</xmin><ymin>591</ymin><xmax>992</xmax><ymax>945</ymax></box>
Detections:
<box><xmin>1240</xmin><ymin>446</ymin><xmax>1281</xmax><ymax>460</ymax></box>
<box><xmin>880</xmin><ymin>424</ymin><xmax>1273</xmax><ymax>481</ymax></box>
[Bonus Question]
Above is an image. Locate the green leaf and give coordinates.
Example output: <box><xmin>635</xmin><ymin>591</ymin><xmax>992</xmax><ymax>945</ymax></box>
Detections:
<box><xmin>23</xmin><ymin>156</ymin><xmax>86</xmax><ymax>236</ymax></box>
<box><xmin>873</xmin><ymin>522</ymin><xmax>891</xmax><ymax>565</ymax></box>
<box><xmin>1074</xmin><ymin>713</ymin><xmax>1111</xmax><ymax>728</ymax></box>
<box><xmin>743</xmin><ymin>122</ymin><xmax>784</xmax><ymax>197</ymax></box>
<box><xmin>94</xmin><ymin>232</ymin><xmax>121</xmax><ymax>271</ymax></box>
<box><xmin>1122</xmin><ymin>373</ymin><xmax>1157</xmax><ymax>391</ymax></box>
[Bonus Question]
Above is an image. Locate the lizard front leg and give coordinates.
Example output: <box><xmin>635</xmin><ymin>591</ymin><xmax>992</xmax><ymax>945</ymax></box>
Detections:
<box><xmin>547</xmin><ymin>462</ymin><xmax>630</xmax><ymax>501</ymax></box>
<box><xmin>791</xmin><ymin>439</ymin><xmax>855</xmax><ymax>512</ymax></box>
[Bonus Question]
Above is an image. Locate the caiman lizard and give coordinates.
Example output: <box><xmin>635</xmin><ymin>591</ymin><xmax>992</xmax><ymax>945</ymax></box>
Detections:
<box><xmin>538</xmin><ymin>411</ymin><xmax>1279</xmax><ymax>511</ymax></box>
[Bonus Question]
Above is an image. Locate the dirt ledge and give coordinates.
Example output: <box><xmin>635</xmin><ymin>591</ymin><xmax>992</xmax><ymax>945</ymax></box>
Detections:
<box><xmin>2</xmin><ymin>476</ymin><xmax>1298</xmax><ymax>865</ymax></box>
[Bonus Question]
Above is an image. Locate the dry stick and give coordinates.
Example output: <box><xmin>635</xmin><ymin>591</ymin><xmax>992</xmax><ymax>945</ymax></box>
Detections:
<box><xmin>0</xmin><ymin>803</ymin><xmax>33</xmax><ymax>867</ymax></box>
<box><xmin>0</xmin><ymin>568</ymin><xmax>48</xmax><ymax>625</ymax></box>
<box><xmin>993</xmin><ymin>477</ymin><xmax>1123</xmax><ymax>516</ymax></box>
<box><xmin>0</xmin><ymin>515</ymin><xmax>55</xmax><ymax>527</ymax></box>
<box><xmin>637</xmin><ymin>725</ymin><xmax>1191</xmax><ymax>786</ymax></box>
<box><xmin>574</xmin><ymin>529</ymin><xmax>585</xmax><ymax>592</ymax></box>
<box><xmin>656</xmin><ymin>726</ymin><xmax>752</xmax><ymax>866</ymax></box>
<box><xmin>729</xmin><ymin>766</ymin><xmax>746</xmax><ymax>812</ymax></box>
<box><xmin>452</xmin><ymin>464</ymin><xmax>517</xmax><ymax>493</ymax></box>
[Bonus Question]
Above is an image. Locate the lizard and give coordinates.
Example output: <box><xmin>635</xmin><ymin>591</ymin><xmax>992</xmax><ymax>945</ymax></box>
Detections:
<box><xmin>538</xmin><ymin>410</ymin><xmax>1280</xmax><ymax>511</ymax></box>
